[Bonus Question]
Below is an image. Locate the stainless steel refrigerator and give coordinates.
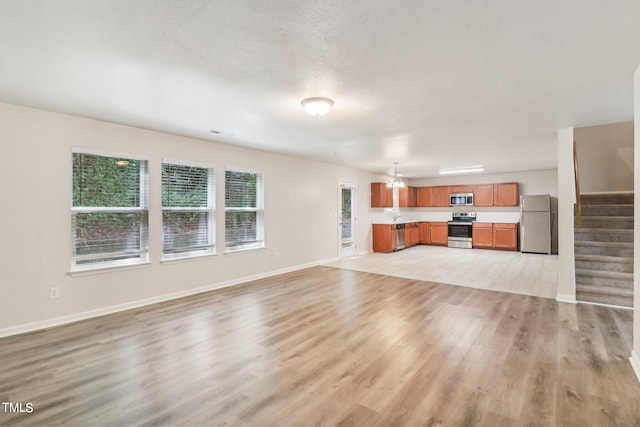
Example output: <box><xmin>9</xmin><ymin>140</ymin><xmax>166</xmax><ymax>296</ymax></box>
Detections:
<box><xmin>520</xmin><ymin>194</ymin><xmax>551</xmax><ymax>254</ymax></box>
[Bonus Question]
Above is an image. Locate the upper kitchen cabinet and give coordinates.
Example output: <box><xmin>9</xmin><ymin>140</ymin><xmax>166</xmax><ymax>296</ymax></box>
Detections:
<box><xmin>399</xmin><ymin>186</ymin><xmax>418</xmax><ymax>208</ymax></box>
<box><xmin>494</xmin><ymin>182</ymin><xmax>519</xmax><ymax>206</ymax></box>
<box><xmin>473</xmin><ymin>184</ymin><xmax>494</xmax><ymax>206</ymax></box>
<box><xmin>371</xmin><ymin>182</ymin><xmax>393</xmax><ymax>208</ymax></box>
<box><xmin>431</xmin><ymin>186</ymin><xmax>450</xmax><ymax>207</ymax></box>
<box><xmin>416</xmin><ymin>187</ymin><xmax>432</xmax><ymax>207</ymax></box>
<box><xmin>473</xmin><ymin>182</ymin><xmax>519</xmax><ymax>207</ymax></box>
<box><xmin>449</xmin><ymin>185</ymin><xmax>474</xmax><ymax>193</ymax></box>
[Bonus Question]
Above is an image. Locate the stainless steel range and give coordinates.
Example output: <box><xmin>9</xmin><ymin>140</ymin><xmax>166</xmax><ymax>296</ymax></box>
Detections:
<box><xmin>448</xmin><ymin>212</ymin><xmax>476</xmax><ymax>249</ymax></box>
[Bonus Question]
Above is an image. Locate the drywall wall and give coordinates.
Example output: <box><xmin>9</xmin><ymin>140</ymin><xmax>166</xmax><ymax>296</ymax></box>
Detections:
<box><xmin>0</xmin><ymin>102</ymin><xmax>377</xmax><ymax>334</ymax></box>
<box><xmin>575</xmin><ymin>121</ymin><xmax>634</xmax><ymax>193</ymax></box>
<box><xmin>556</xmin><ymin>128</ymin><xmax>577</xmax><ymax>304</ymax></box>
<box><xmin>632</xmin><ymin>66</ymin><xmax>640</xmax><ymax>382</ymax></box>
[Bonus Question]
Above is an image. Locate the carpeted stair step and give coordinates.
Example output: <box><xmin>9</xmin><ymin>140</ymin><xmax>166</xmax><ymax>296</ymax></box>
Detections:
<box><xmin>574</xmin><ymin>192</ymin><xmax>634</xmax><ymax>308</ymax></box>
<box><xmin>581</xmin><ymin>204</ymin><xmax>634</xmax><ymax>217</ymax></box>
<box><xmin>574</xmin><ymin>228</ymin><xmax>633</xmax><ymax>243</ymax></box>
<box><xmin>574</xmin><ymin>241</ymin><xmax>634</xmax><ymax>257</ymax></box>
<box><xmin>574</xmin><ymin>254</ymin><xmax>633</xmax><ymax>273</ymax></box>
<box><xmin>576</xmin><ymin>290</ymin><xmax>633</xmax><ymax>308</ymax></box>
<box><xmin>580</xmin><ymin>192</ymin><xmax>634</xmax><ymax>205</ymax></box>
<box><xmin>579</xmin><ymin>216</ymin><xmax>633</xmax><ymax>229</ymax></box>
<box><xmin>574</xmin><ymin>268</ymin><xmax>633</xmax><ymax>289</ymax></box>
<box><xmin>576</xmin><ymin>283</ymin><xmax>633</xmax><ymax>298</ymax></box>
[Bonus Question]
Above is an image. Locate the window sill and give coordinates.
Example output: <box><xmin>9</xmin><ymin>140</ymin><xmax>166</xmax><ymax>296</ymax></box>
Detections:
<box><xmin>161</xmin><ymin>252</ymin><xmax>218</xmax><ymax>264</ymax></box>
<box><xmin>224</xmin><ymin>246</ymin><xmax>266</xmax><ymax>256</ymax></box>
<box><xmin>68</xmin><ymin>261</ymin><xmax>151</xmax><ymax>277</ymax></box>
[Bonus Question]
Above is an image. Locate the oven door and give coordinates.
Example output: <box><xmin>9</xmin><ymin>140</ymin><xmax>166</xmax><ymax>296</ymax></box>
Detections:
<box><xmin>448</xmin><ymin>222</ymin><xmax>473</xmax><ymax>248</ymax></box>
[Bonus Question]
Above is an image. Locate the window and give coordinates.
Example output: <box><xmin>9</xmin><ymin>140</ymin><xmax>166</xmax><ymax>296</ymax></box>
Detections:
<box><xmin>162</xmin><ymin>162</ymin><xmax>215</xmax><ymax>259</ymax></box>
<box><xmin>225</xmin><ymin>169</ymin><xmax>264</xmax><ymax>252</ymax></box>
<box><xmin>71</xmin><ymin>152</ymin><xmax>148</xmax><ymax>270</ymax></box>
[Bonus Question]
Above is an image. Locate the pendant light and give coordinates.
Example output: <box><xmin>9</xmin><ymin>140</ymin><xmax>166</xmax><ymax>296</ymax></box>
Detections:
<box><xmin>386</xmin><ymin>162</ymin><xmax>406</xmax><ymax>188</ymax></box>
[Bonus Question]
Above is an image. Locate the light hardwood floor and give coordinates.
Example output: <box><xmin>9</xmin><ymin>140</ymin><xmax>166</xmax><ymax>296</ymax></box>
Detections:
<box><xmin>326</xmin><ymin>245</ymin><xmax>558</xmax><ymax>299</ymax></box>
<box><xmin>1</xmin><ymin>266</ymin><xmax>639</xmax><ymax>426</ymax></box>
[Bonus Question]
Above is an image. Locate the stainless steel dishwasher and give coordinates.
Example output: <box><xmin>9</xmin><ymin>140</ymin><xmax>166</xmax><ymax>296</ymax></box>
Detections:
<box><xmin>395</xmin><ymin>223</ymin><xmax>406</xmax><ymax>250</ymax></box>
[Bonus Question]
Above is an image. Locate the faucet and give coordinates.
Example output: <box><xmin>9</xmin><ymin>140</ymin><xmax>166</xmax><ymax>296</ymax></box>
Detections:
<box><xmin>393</xmin><ymin>214</ymin><xmax>402</xmax><ymax>223</ymax></box>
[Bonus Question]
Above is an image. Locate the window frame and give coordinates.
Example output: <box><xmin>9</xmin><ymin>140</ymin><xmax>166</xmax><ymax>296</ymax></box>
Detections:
<box><xmin>224</xmin><ymin>167</ymin><xmax>265</xmax><ymax>253</ymax></box>
<box><xmin>161</xmin><ymin>160</ymin><xmax>216</xmax><ymax>261</ymax></box>
<box><xmin>70</xmin><ymin>149</ymin><xmax>149</xmax><ymax>272</ymax></box>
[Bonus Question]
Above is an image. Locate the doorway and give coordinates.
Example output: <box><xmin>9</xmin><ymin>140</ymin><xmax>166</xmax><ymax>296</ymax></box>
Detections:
<box><xmin>338</xmin><ymin>181</ymin><xmax>357</xmax><ymax>257</ymax></box>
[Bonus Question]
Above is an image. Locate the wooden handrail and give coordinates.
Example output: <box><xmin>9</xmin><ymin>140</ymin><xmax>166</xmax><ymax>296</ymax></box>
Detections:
<box><xmin>573</xmin><ymin>141</ymin><xmax>582</xmax><ymax>228</ymax></box>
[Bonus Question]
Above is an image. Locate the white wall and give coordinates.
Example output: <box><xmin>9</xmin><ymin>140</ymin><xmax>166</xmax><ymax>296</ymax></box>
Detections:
<box><xmin>632</xmin><ymin>66</ymin><xmax>640</xmax><ymax>382</ymax></box>
<box><xmin>556</xmin><ymin>127</ymin><xmax>576</xmax><ymax>303</ymax></box>
<box><xmin>0</xmin><ymin>102</ymin><xmax>376</xmax><ymax>335</ymax></box>
<box><xmin>575</xmin><ymin>121</ymin><xmax>634</xmax><ymax>193</ymax></box>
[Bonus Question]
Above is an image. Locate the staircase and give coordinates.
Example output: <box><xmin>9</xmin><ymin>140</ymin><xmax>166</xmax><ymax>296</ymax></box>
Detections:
<box><xmin>574</xmin><ymin>192</ymin><xmax>634</xmax><ymax>307</ymax></box>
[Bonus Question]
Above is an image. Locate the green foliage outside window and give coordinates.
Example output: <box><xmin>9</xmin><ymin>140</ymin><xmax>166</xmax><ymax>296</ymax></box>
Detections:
<box><xmin>72</xmin><ymin>153</ymin><xmax>141</xmax><ymax>208</ymax></box>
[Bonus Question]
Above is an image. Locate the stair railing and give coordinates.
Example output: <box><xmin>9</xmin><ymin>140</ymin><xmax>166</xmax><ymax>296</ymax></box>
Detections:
<box><xmin>573</xmin><ymin>140</ymin><xmax>582</xmax><ymax>228</ymax></box>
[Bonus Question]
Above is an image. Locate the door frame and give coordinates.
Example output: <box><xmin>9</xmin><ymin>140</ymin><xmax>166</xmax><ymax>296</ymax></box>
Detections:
<box><xmin>338</xmin><ymin>180</ymin><xmax>357</xmax><ymax>257</ymax></box>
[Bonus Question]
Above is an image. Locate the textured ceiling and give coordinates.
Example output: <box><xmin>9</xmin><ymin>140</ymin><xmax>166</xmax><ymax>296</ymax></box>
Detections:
<box><xmin>1</xmin><ymin>0</ymin><xmax>639</xmax><ymax>177</ymax></box>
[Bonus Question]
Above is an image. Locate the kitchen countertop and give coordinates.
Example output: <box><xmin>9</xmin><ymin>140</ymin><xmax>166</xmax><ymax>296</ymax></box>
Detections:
<box><xmin>371</xmin><ymin>220</ymin><xmax>423</xmax><ymax>225</ymax></box>
<box><xmin>371</xmin><ymin>211</ymin><xmax>521</xmax><ymax>225</ymax></box>
<box><xmin>372</xmin><ymin>220</ymin><xmax>519</xmax><ymax>225</ymax></box>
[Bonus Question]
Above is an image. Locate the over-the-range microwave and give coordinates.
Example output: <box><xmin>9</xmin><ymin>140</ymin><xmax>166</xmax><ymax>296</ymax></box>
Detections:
<box><xmin>450</xmin><ymin>193</ymin><xmax>474</xmax><ymax>206</ymax></box>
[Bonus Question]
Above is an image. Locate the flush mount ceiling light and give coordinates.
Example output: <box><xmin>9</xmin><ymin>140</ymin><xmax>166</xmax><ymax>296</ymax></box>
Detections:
<box><xmin>386</xmin><ymin>162</ymin><xmax>406</xmax><ymax>188</ymax></box>
<box><xmin>439</xmin><ymin>166</ymin><xmax>485</xmax><ymax>175</ymax></box>
<box><xmin>301</xmin><ymin>97</ymin><xmax>334</xmax><ymax>117</ymax></box>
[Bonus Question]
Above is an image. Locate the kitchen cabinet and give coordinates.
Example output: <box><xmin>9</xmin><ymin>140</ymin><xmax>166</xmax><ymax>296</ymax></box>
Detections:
<box><xmin>473</xmin><ymin>222</ymin><xmax>518</xmax><ymax>251</ymax></box>
<box><xmin>399</xmin><ymin>186</ymin><xmax>418</xmax><ymax>208</ymax></box>
<box><xmin>416</xmin><ymin>187</ymin><xmax>432</xmax><ymax>207</ymax></box>
<box><xmin>449</xmin><ymin>185</ymin><xmax>474</xmax><ymax>193</ymax></box>
<box><xmin>405</xmin><ymin>223</ymin><xmax>420</xmax><ymax>247</ymax></box>
<box><xmin>430</xmin><ymin>222</ymin><xmax>448</xmax><ymax>246</ymax></box>
<box><xmin>473</xmin><ymin>184</ymin><xmax>494</xmax><ymax>207</ymax></box>
<box><xmin>371</xmin><ymin>183</ymin><xmax>393</xmax><ymax>208</ymax></box>
<box><xmin>431</xmin><ymin>186</ymin><xmax>450</xmax><ymax>207</ymax></box>
<box><xmin>493</xmin><ymin>223</ymin><xmax>518</xmax><ymax>251</ymax></box>
<box><xmin>419</xmin><ymin>222</ymin><xmax>430</xmax><ymax>244</ymax></box>
<box><xmin>472</xmin><ymin>222</ymin><xmax>494</xmax><ymax>249</ymax></box>
<box><xmin>372</xmin><ymin>224</ymin><xmax>397</xmax><ymax>253</ymax></box>
<box><xmin>494</xmin><ymin>182</ymin><xmax>519</xmax><ymax>206</ymax></box>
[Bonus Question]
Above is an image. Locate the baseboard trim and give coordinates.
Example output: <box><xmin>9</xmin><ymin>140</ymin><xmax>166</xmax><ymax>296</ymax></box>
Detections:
<box><xmin>556</xmin><ymin>294</ymin><xmax>577</xmax><ymax>304</ymax></box>
<box><xmin>0</xmin><ymin>257</ymin><xmax>339</xmax><ymax>339</ymax></box>
<box><xmin>630</xmin><ymin>351</ymin><xmax>640</xmax><ymax>385</ymax></box>
<box><xmin>575</xmin><ymin>300</ymin><xmax>634</xmax><ymax>310</ymax></box>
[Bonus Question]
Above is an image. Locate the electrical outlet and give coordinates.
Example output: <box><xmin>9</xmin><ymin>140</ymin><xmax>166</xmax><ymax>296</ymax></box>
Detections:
<box><xmin>49</xmin><ymin>287</ymin><xmax>60</xmax><ymax>299</ymax></box>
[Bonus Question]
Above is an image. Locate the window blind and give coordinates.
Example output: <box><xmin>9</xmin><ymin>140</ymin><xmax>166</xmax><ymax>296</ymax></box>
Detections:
<box><xmin>225</xmin><ymin>169</ymin><xmax>264</xmax><ymax>251</ymax></box>
<box><xmin>71</xmin><ymin>152</ymin><xmax>148</xmax><ymax>269</ymax></box>
<box><xmin>162</xmin><ymin>163</ymin><xmax>215</xmax><ymax>258</ymax></box>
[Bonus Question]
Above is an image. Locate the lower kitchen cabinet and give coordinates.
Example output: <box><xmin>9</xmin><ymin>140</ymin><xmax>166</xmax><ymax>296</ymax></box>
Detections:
<box><xmin>493</xmin><ymin>223</ymin><xmax>518</xmax><ymax>251</ymax></box>
<box><xmin>419</xmin><ymin>222</ymin><xmax>430</xmax><ymax>244</ymax></box>
<box><xmin>430</xmin><ymin>222</ymin><xmax>448</xmax><ymax>246</ymax></box>
<box><xmin>472</xmin><ymin>223</ymin><xmax>494</xmax><ymax>249</ymax></box>
<box><xmin>473</xmin><ymin>222</ymin><xmax>518</xmax><ymax>251</ymax></box>
<box><xmin>406</xmin><ymin>223</ymin><xmax>420</xmax><ymax>247</ymax></box>
<box><xmin>373</xmin><ymin>221</ymin><xmax>518</xmax><ymax>253</ymax></box>
<box><xmin>372</xmin><ymin>224</ymin><xmax>397</xmax><ymax>253</ymax></box>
